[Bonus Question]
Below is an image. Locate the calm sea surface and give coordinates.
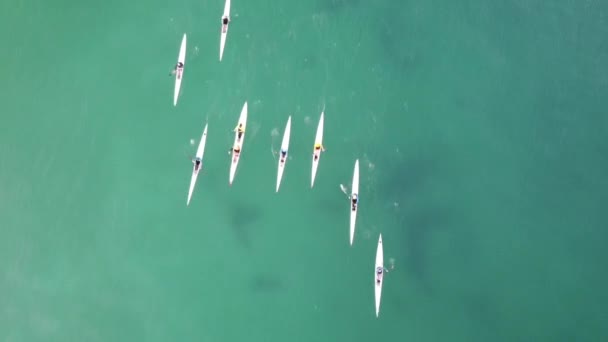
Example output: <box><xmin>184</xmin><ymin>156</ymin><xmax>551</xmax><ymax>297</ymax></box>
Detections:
<box><xmin>1</xmin><ymin>0</ymin><xmax>607</xmax><ymax>341</ymax></box>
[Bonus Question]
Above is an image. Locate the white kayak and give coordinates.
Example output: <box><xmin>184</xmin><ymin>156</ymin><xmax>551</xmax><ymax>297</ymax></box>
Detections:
<box><xmin>350</xmin><ymin>159</ymin><xmax>359</xmax><ymax>245</ymax></box>
<box><xmin>219</xmin><ymin>0</ymin><xmax>231</xmax><ymax>61</ymax></box>
<box><xmin>174</xmin><ymin>33</ymin><xmax>187</xmax><ymax>106</ymax></box>
<box><xmin>375</xmin><ymin>234</ymin><xmax>384</xmax><ymax>317</ymax></box>
<box><xmin>310</xmin><ymin>111</ymin><xmax>325</xmax><ymax>188</ymax></box>
<box><xmin>276</xmin><ymin>115</ymin><xmax>292</xmax><ymax>192</ymax></box>
<box><xmin>187</xmin><ymin>123</ymin><xmax>208</xmax><ymax>206</ymax></box>
<box><xmin>229</xmin><ymin>101</ymin><xmax>248</xmax><ymax>185</ymax></box>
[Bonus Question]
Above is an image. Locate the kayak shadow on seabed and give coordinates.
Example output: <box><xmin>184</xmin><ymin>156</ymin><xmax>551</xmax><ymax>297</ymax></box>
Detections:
<box><xmin>250</xmin><ymin>273</ymin><xmax>285</xmax><ymax>293</ymax></box>
<box><xmin>226</xmin><ymin>201</ymin><xmax>263</xmax><ymax>249</ymax></box>
<box><xmin>377</xmin><ymin>153</ymin><xmax>447</xmax><ymax>292</ymax></box>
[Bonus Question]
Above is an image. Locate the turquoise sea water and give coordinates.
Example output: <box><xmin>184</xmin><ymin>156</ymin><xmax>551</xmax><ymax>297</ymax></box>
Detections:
<box><xmin>1</xmin><ymin>0</ymin><xmax>607</xmax><ymax>341</ymax></box>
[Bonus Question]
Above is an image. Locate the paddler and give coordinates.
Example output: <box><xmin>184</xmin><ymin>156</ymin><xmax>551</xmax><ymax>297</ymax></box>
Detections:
<box><xmin>170</xmin><ymin>62</ymin><xmax>184</xmax><ymax>76</ymax></box>
<box><xmin>233</xmin><ymin>145</ymin><xmax>241</xmax><ymax>154</ymax></box>
<box><xmin>194</xmin><ymin>158</ymin><xmax>202</xmax><ymax>171</ymax></box>
<box><xmin>313</xmin><ymin>143</ymin><xmax>324</xmax><ymax>161</ymax></box>
<box><xmin>351</xmin><ymin>193</ymin><xmax>358</xmax><ymax>210</ymax></box>
<box><xmin>221</xmin><ymin>16</ymin><xmax>230</xmax><ymax>34</ymax></box>
<box><xmin>376</xmin><ymin>267</ymin><xmax>383</xmax><ymax>284</ymax></box>
<box><xmin>235</xmin><ymin>123</ymin><xmax>245</xmax><ymax>139</ymax></box>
